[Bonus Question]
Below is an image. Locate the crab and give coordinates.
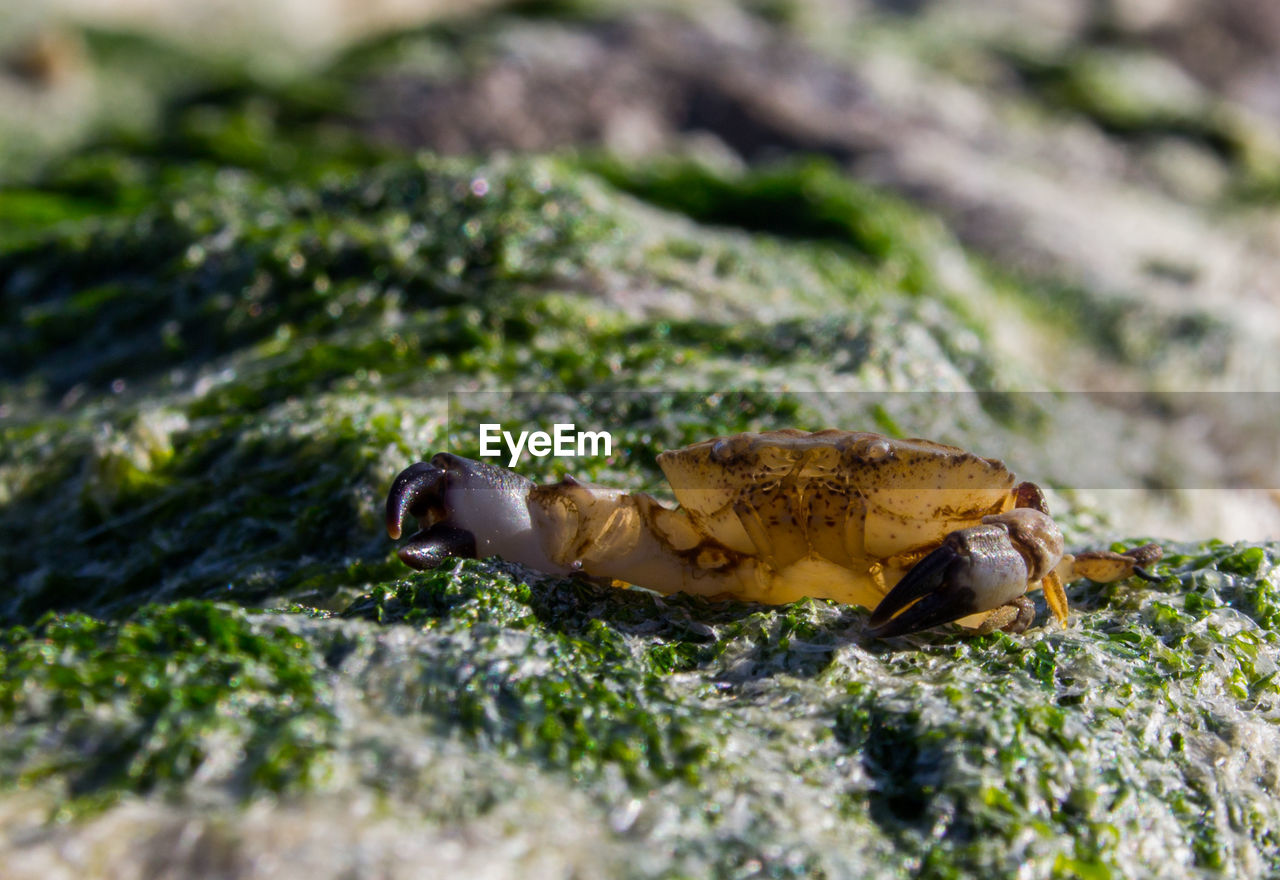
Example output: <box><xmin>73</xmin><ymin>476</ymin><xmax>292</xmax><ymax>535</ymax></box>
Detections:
<box><xmin>384</xmin><ymin>430</ymin><xmax>1161</xmax><ymax>637</ymax></box>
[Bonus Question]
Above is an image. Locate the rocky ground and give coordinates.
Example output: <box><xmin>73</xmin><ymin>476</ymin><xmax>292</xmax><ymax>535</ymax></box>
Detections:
<box><xmin>2</xmin><ymin>1</ymin><xmax>1279</xmax><ymax>877</ymax></box>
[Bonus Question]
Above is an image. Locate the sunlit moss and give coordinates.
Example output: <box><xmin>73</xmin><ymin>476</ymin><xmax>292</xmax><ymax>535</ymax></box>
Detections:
<box><xmin>0</xmin><ymin>601</ymin><xmax>335</xmax><ymax>812</ymax></box>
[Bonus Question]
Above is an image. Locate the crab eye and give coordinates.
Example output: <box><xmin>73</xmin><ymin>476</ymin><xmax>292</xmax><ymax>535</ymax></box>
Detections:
<box><xmin>857</xmin><ymin>436</ymin><xmax>892</xmax><ymax>461</ymax></box>
<box><xmin>710</xmin><ymin>437</ymin><xmax>737</xmax><ymax>462</ymax></box>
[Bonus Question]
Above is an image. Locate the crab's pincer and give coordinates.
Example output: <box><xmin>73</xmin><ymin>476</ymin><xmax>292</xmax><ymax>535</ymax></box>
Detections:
<box><xmin>865</xmin><ymin>540</ymin><xmax>974</xmax><ymax>638</ymax></box>
<box><xmin>386</xmin><ymin>459</ymin><xmax>474</xmax><ymax>569</ymax></box>
<box><xmin>397</xmin><ymin>523</ymin><xmax>478</xmax><ymax>569</ymax></box>
<box><xmin>386</xmin><ymin>453</ymin><xmax>567</xmax><ymax>575</ymax></box>
<box><xmin>867</xmin><ymin>520</ymin><xmax>1040</xmax><ymax>638</ymax></box>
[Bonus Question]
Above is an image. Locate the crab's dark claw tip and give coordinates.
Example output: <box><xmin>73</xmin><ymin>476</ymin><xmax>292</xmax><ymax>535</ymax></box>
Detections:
<box><xmin>397</xmin><ymin>524</ymin><xmax>477</xmax><ymax>571</ymax></box>
<box><xmin>865</xmin><ymin>543</ymin><xmax>976</xmax><ymax>639</ymax></box>
<box><xmin>385</xmin><ymin>461</ymin><xmax>445</xmax><ymax>540</ymax></box>
<box><xmin>1132</xmin><ymin>566</ymin><xmax>1164</xmax><ymax>583</ymax></box>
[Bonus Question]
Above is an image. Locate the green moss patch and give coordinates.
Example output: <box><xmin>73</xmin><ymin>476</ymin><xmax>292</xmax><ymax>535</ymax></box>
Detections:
<box><xmin>343</xmin><ymin>561</ymin><xmax>722</xmax><ymax>784</ymax></box>
<box><xmin>1</xmin><ymin>153</ymin><xmax>609</xmax><ymax>398</ymax></box>
<box><xmin>589</xmin><ymin>155</ymin><xmax>942</xmax><ymax>295</ymax></box>
<box><xmin>0</xmin><ymin>399</ymin><xmax>409</xmax><ymax>626</ymax></box>
<box><xmin>0</xmin><ymin>601</ymin><xmax>335</xmax><ymax>812</ymax></box>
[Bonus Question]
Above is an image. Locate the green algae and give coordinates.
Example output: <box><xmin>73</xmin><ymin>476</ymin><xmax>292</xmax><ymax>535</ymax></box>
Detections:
<box><xmin>996</xmin><ymin>45</ymin><xmax>1280</xmax><ymax>200</ymax></box>
<box><xmin>1</xmin><ymin>152</ymin><xmax>610</xmax><ymax>398</ymax></box>
<box><xmin>0</xmin><ymin>601</ymin><xmax>335</xmax><ymax>811</ymax></box>
<box><xmin>319</xmin><ymin>542</ymin><xmax>1280</xmax><ymax>877</ymax></box>
<box><xmin>589</xmin><ymin>155</ymin><xmax>941</xmax><ymax>296</ymax></box>
<box><xmin>1006</xmin><ymin>47</ymin><xmax>1226</xmax><ymax>143</ymax></box>
<box><xmin>0</xmin><ymin>392</ymin><xmax>420</xmax><ymax>626</ymax></box>
<box><xmin>343</xmin><ymin>561</ymin><xmax>720</xmax><ymax>785</ymax></box>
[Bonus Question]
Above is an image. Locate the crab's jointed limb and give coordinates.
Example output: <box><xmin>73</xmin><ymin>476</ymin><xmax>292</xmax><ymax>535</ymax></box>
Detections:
<box><xmin>1063</xmin><ymin>543</ymin><xmax>1164</xmax><ymax>584</ymax></box>
<box><xmin>387</xmin><ymin>453</ymin><xmax>769</xmax><ymax>596</ymax></box>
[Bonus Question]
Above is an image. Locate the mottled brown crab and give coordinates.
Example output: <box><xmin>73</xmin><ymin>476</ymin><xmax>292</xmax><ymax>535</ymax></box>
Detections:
<box><xmin>385</xmin><ymin>430</ymin><xmax>1160</xmax><ymax>637</ymax></box>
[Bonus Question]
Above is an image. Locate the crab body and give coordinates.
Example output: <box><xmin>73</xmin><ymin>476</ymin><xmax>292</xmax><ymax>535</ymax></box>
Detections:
<box><xmin>386</xmin><ymin>430</ymin><xmax>1159</xmax><ymax>637</ymax></box>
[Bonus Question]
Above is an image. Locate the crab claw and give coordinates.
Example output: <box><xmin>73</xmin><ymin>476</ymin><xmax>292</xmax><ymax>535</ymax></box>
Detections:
<box><xmin>867</xmin><ymin>521</ymin><xmax>1040</xmax><ymax>638</ymax></box>
<box><xmin>386</xmin><ymin>460</ymin><xmax>469</xmax><ymax>570</ymax></box>
<box><xmin>385</xmin><ymin>454</ymin><xmax>572</xmax><ymax>574</ymax></box>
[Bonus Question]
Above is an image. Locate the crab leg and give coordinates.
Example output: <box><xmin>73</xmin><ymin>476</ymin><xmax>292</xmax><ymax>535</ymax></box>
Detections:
<box><xmin>1058</xmin><ymin>543</ymin><xmax>1163</xmax><ymax>583</ymax></box>
<box><xmin>1040</xmin><ymin>570</ymin><xmax>1069</xmax><ymax>625</ymax></box>
<box><xmin>525</xmin><ymin>477</ymin><xmax>767</xmax><ymax>598</ymax></box>
<box><xmin>1013</xmin><ymin>481</ymin><xmax>1069</xmax><ymax>626</ymax></box>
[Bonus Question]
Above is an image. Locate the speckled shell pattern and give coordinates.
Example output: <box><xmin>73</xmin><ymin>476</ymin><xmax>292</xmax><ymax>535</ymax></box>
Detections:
<box><xmin>654</xmin><ymin>429</ymin><xmax>1019</xmax><ymax>569</ymax></box>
